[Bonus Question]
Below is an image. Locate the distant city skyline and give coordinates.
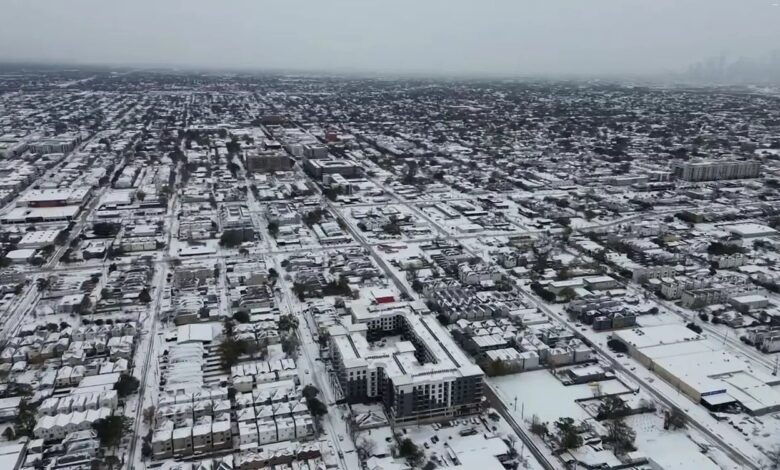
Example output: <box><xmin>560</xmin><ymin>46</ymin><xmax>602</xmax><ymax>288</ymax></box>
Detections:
<box><xmin>1</xmin><ymin>0</ymin><xmax>779</xmax><ymax>80</ymax></box>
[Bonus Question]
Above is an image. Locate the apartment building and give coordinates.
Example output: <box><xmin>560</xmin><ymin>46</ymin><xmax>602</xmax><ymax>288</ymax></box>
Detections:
<box><xmin>245</xmin><ymin>149</ymin><xmax>293</xmax><ymax>173</ymax></box>
<box><xmin>303</xmin><ymin>158</ymin><xmax>360</xmax><ymax>180</ymax></box>
<box><xmin>329</xmin><ymin>302</ymin><xmax>483</xmax><ymax>424</ymax></box>
<box><xmin>219</xmin><ymin>204</ymin><xmax>255</xmax><ymax>241</ymax></box>
<box><xmin>673</xmin><ymin>159</ymin><xmax>761</xmax><ymax>182</ymax></box>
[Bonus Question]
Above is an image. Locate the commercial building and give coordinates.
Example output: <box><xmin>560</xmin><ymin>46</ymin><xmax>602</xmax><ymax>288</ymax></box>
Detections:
<box><xmin>303</xmin><ymin>158</ymin><xmax>360</xmax><ymax>180</ymax></box>
<box><xmin>673</xmin><ymin>159</ymin><xmax>761</xmax><ymax>182</ymax></box>
<box><xmin>18</xmin><ymin>229</ymin><xmax>60</xmax><ymax>249</ymax></box>
<box><xmin>725</xmin><ymin>223</ymin><xmax>778</xmax><ymax>239</ymax></box>
<box><xmin>1</xmin><ymin>206</ymin><xmax>81</xmax><ymax>224</ymax></box>
<box><xmin>0</xmin><ymin>442</ymin><xmax>27</xmax><ymax>470</ymax></box>
<box><xmin>329</xmin><ymin>301</ymin><xmax>483</xmax><ymax>424</ymax></box>
<box><xmin>16</xmin><ymin>187</ymin><xmax>91</xmax><ymax>207</ymax></box>
<box><xmin>613</xmin><ymin>325</ymin><xmax>780</xmax><ymax>415</ymax></box>
<box><xmin>245</xmin><ymin>150</ymin><xmax>293</xmax><ymax>173</ymax></box>
<box><xmin>729</xmin><ymin>294</ymin><xmax>769</xmax><ymax>313</ymax></box>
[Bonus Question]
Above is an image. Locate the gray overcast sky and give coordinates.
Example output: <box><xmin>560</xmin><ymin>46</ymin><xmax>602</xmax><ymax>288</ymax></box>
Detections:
<box><xmin>1</xmin><ymin>0</ymin><xmax>778</xmax><ymax>77</ymax></box>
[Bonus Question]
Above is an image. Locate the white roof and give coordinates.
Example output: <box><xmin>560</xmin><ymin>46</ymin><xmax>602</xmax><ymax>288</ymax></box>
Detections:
<box><xmin>726</xmin><ymin>223</ymin><xmax>777</xmax><ymax>237</ymax></box>
<box><xmin>730</xmin><ymin>294</ymin><xmax>768</xmax><ymax>304</ymax></box>
<box><xmin>613</xmin><ymin>325</ymin><xmax>702</xmax><ymax>350</ymax></box>
<box><xmin>77</xmin><ymin>372</ymin><xmax>120</xmax><ymax>388</ymax></box>
<box><xmin>5</xmin><ymin>249</ymin><xmax>36</xmax><ymax>260</ymax></box>
<box><xmin>621</xmin><ymin>325</ymin><xmax>780</xmax><ymax>412</ymax></box>
<box><xmin>3</xmin><ymin>205</ymin><xmax>80</xmax><ymax>221</ymax></box>
<box><xmin>332</xmin><ymin>304</ymin><xmax>482</xmax><ymax>386</ymax></box>
<box><xmin>177</xmin><ymin>323</ymin><xmax>217</xmax><ymax>343</ymax></box>
<box><xmin>101</xmin><ymin>189</ymin><xmax>134</xmax><ymax>205</ymax></box>
<box><xmin>19</xmin><ymin>229</ymin><xmax>60</xmax><ymax>245</ymax></box>
<box><xmin>485</xmin><ymin>348</ymin><xmax>523</xmax><ymax>361</ymax></box>
<box><xmin>17</xmin><ymin>187</ymin><xmax>89</xmax><ymax>204</ymax></box>
<box><xmin>0</xmin><ymin>443</ymin><xmax>26</xmax><ymax>470</ymax></box>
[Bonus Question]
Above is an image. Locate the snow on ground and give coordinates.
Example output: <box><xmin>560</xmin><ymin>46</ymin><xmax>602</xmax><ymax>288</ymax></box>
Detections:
<box><xmin>626</xmin><ymin>411</ymin><xmax>738</xmax><ymax>469</ymax></box>
<box><xmin>490</xmin><ymin>369</ymin><xmax>631</xmax><ymax>423</ymax></box>
<box><xmin>489</xmin><ymin>368</ymin><xmax>751</xmax><ymax>469</ymax></box>
<box><xmin>516</xmin><ymin>271</ymin><xmax>772</xmax><ymax>467</ymax></box>
<box><xmin>394</xmin><ymin>413</ymin><xmax>545</xmax><ymax>470</ymax></box>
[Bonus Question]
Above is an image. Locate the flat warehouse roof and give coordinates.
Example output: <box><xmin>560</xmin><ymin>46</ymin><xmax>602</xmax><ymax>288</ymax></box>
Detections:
<box><xmin>726</xmin><ymin>223</ymin><xmax>777</xmax><ymax>237</ymax></box>
<box><xmin>640</xmin><ymin>340</ymin><xmax>718</xmax><ymax>360</ymax></box>
<box><xmin>2</xmin><ymin>205</ymin><xmax>80</xmax><ymax>221</ymax></box>
<box><xmin>731</xmin><ymin>294</ymin><xmax>768</xmax><ymax>304</ymax></box>
<box><xmin>177</xmin><ymin>323</ymin><xmax>217</xmax><ymax>343</ymax></box>
<box><xmin>19</xmin><ymin>229</ymin><xmax>60</xmax><ymax>243</ymax></box>
<box><xmin>614</xmin><ymin>324</ymin><xmax>703</xmax><ymax>350</ymax></box>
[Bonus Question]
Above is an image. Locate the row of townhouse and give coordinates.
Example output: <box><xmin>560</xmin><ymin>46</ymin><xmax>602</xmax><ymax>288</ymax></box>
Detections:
<box><xmin>234</xmin><ymin>380</ymin><xmax>315</xmax><ymax>446</ymax></box>
<box><xmin>515</xmin><ymin>333</ymin><xmax>593</xmax><ymax>367</ymax></box>
<box><xmin>233</xmin><ymin>380</ymin><xmax>299</xmax><ymax>408</ymax></box>
<box><xmin>155</xmin><ymin>398</ymin><xmax>232</xmax><ymax>428</ymax></box>
<box><xmin>69</xmin><ymin>322</ymin><xmax>138</xmax><ymax>340</ymax></box>
<box><xmin>152</xmin><ymin>415</ymin><xmax>232</xmax><ymax>459</ymax></box>
<box><xmin>238</xmin><ymin>414</ymin><xmax>315</xmax><ymax>448</ymax></box>
<box><xmin>59</xmin><ymin>335</ymin><xmax>134</xmax><ymax>364</ymax></box>
<box><xmin>231</xmin><ymin>359</ymin><xmax>298</xmax><ymax>393</ymax></box>
<box><xmin>234</xmin><ymin>442</ymin><xmax>323</xmax><ymax>470</ymax></box>
<box><xmin>458</xmin><ymin>262</ymin><xmax>503</xmax><ymax>285</ymax></box>
<box><xmin>748</xmin><ymin>327</ymin><xmax>780</xmax><ymax>353</ymax></box>
<box><xmin>0</xmin><ymin>333</ymin><xmax>134</xmax><ymax>367</ymax></box>
<box><xmin>681</xmin><ymin>283</ymin><xmax>765</xmax><ymax>309</ymax></box>
<box><xmin>34</xmin><ymin>408</ymin><xmax>112</xmax><ymax>440</ymax></box>
<box><xmin>39</xmin><ymin>390</ymin><xmax>118</xmax><ymax>416</ymax></box>
<box><xmin>428</xmin><ymin>286</ymin><xmax>526</xmax><ymax>321</ymax></box>
<box><xmin>157</xmin><ymin>387</ymin><xmax>230</xmax><ymax>407</ymax></box>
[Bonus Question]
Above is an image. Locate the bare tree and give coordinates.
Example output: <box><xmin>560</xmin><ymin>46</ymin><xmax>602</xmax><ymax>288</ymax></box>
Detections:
<box><xmin>356</xmin><ymin>437</ymin><xmax>377</xmax><ymax>460</ymax></box>
<box><xmin>663</xmin><ymin>407</ymin><xmax>686</xmax><ymax>430</ymax></box>
<box><xmin>142</xmin><ymin>406</ymin><xmax>156</xmax><ymax>425</ymax></box>
<box><xmin>766</xmin><ymin>445</ymin><xmax>780</xmax><ymax>469</ymax></box>
<box><xmin>506</xmin><ymin>433</ymin><xmax>518</xmax><ymax>457</ymax></box>
<box><xmin>529</xmin><ymin>414</ymin><xmax>549</xmax><ymax>437</ymax></box>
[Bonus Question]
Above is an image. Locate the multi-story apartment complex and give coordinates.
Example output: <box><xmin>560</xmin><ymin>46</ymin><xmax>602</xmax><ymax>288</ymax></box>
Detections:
<box><xmin>245</xmin><ymin>149</ymin><xmax>293</xmax><ymax>173</ymax></box>
<box><xmin>673</xmin><ymin>159</ymin><xmax>761</xmax><ymax>182</ymax></box>
<box><xmin>329</xmin><ymin>301</ymin><xmax>483</xmax><ymax>424</ymax></box>
<box><xmin>28</xmin><ymin>134</ymin><xmax>82</xmax><ymax>155</ymax></box>
<box><xmin>303</xmin><ymin>158</ymin><xmax>360</xmax><ymax>180</ymax></box>
<box><xmin>219</xmin><ymin>204</ymin><xmax>255</xmax><ymax>241</ymax></box>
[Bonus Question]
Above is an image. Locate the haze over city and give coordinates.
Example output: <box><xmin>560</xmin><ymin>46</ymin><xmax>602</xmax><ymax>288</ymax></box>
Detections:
<box><xmin>1</xmin><ymin>0</ymin><xmax>780</xmax><ymax>77</ymax></box>
<box><xmin>1</xmin><ymin>2</ymin><xmax>780</xmax><ymax>470</ymax></box>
